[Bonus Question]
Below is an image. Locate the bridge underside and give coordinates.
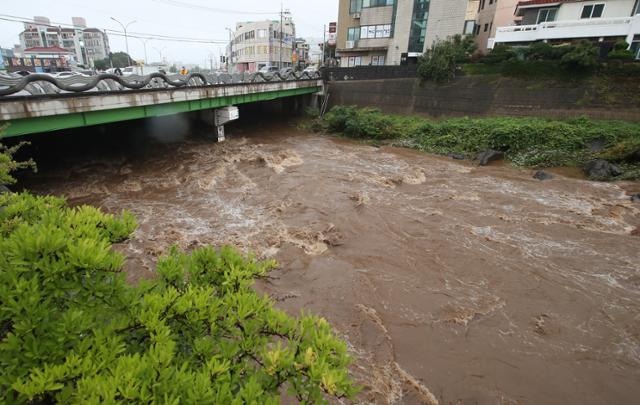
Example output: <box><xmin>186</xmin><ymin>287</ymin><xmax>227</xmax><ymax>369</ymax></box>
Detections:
<box><xmin>0</xmin><ymin>80</ymin><xmax>322</xmax><ymax>138</ymax></box>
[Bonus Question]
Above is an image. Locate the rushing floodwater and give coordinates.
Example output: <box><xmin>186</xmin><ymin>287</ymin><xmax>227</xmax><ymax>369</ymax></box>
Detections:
<box><xmin>18</xmin><ymin>119</ymin><xmax>640</xmax><ymax>404</ymax></box>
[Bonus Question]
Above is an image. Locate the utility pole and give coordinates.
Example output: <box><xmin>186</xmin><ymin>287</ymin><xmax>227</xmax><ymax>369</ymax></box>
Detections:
<box><xmin>153</xmin><ymin>46</ymin><xmax>166</xmax><ymax>64</ymax></box>
<box><xmin>322</xmin><ymin>24</ymin><xmax>326</xmax><ymax>67</ymax></box>
<box><xmin>279</xmin><ymin>3</ymin><xmax>283</xmax><ymax>69</ymax></box>
<box><xmin>225</xmin><ymin>27</ymin><xmax>234</xmax><ymax>73</ymax></box>
<box><xmin>111</xmin><ymin>17</ymin><xmax>136</xmax><ymax>66</ymax></box>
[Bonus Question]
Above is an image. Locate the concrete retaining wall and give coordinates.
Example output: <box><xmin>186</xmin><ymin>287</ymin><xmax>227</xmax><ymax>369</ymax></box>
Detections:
<box><xmin>327</xmin><ymin>76</ymin><xmax>640</xmax><ymax>122</ymax></box>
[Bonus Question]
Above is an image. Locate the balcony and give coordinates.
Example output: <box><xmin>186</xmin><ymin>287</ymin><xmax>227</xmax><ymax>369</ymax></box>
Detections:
<box><xmin>494</xmin><ymin>15</ymin><xmax>640</xmax><ymax>45</ymax></box>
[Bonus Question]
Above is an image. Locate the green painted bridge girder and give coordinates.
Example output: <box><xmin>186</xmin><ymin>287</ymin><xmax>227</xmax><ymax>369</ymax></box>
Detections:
<box><xmin>1</xmin><ymin>86</ymin><xmax>320</xmax><ymax>138</ymax></box>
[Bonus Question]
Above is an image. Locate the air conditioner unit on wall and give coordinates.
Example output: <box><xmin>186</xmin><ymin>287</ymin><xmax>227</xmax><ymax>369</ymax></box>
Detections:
<box><xmin>352</xmin><ymin>13</ymin><xmax>361</xmax><ymax>19</ymax></box>
<box><xmin>346</xmin><ymin>41</ymin><xmax>355</xmax><ymax>49</ymax></box>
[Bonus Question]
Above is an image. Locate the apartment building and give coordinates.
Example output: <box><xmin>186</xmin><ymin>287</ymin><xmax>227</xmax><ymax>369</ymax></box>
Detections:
<box><xmin>474</xmin><ymin>0</ymin><xmax>520</xmax><ymax>53</ymax></box>
<box><xmin>494</xmin><ymin>0</ymin><xmax>640</xmax><ymax>57</ymax></box>
<box><xmin>18</xmin><ymin>16</ymin><xmax>110</xmax><ymax>67</ymax></box>
<box><xmin>83</xmin><ymin>28</ymin><xmax>111</xmax><ymax>67</ymax></box>
<box><xmin>228</xmin><ymin>16</ymin><xmax>296</xmax><ymax>73</ymax></box>
<box><xmin>335</xmin><ymin>0</ymin><xmax>476</xmax><ymax>67</ymax></box>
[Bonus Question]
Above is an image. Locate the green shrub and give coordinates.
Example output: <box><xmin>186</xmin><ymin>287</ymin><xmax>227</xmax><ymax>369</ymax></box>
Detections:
<box><xmin>607</xmin><ymin>41</ymin><xmax>635</xmax><ymax>60</ymax></box>
<box><xmin>561</xmin><ymin>40</ymin><xmax>599</xmax><ymax>70</ymax></box>
<box><xmin>0</xmin><ymin>125</ymin><xmax>36</xmax><ymax>187</ymax></box>
<box><xmin>525</xmin><ymin>42</ymin><xmax>574</xmax><ymax>61</ymax></box>
<box><xmin>482</xmin><ymin>44</ymin><xmax>517</xmax><ymax>64</ymax></box>
<box><xmin>0</xmin><ymin>192</ymin><xmax>358</xmax><ymax>403</ymax></box>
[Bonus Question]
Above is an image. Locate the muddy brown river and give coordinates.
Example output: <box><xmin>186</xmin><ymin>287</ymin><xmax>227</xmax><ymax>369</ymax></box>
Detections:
<box><xmin>19</xmin><ymin>120</ymin><xmax>640</xmax><ymax>404</ymax></box>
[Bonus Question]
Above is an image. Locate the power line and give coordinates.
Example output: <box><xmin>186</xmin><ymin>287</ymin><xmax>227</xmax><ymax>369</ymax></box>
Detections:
<box><xmin>0</xmin><ymin>14</ymin><xmax>226</xmax><ymax>44</ymax></box>
<box><xmin>152</xmin><ymin>0</ymin><xmax>278</xmax><ymax>15</ymax></box>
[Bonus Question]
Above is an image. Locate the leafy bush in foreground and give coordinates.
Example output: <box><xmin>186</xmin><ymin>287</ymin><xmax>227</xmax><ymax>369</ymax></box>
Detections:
<box><xmin>0</xmin><ymin>192</ymin><xmax>357</xmax><ymax>403</ymax></box>
<box><xmin>0</xmin><ymin>126</ymin><xmax>36</xmax><ymax>187</ymax></box>
<box><xmin>314</xmin><ymin>106</ymin><xmax>640</xmax><ymax>178</ymax></box>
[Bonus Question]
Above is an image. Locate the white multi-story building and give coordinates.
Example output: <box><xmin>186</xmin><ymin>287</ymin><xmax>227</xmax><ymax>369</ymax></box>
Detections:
<box><xmin>227</xmin><ymin>15</ymin><xmax>296</xmax><ymax>73</ymax></box>
<box><xmin>336</xmin><ymin>0</ymin><xmax>478</xmax><ymax>67</ymax></box>
<box><xmin>494</xmin><ymin>0</ymin><xmax>640</xmax><ymax>57</ymax></box>
<box><xmin>18</xmin><ymin>16</ymin><xmax>110</xmax><ymax>67</ymax></box>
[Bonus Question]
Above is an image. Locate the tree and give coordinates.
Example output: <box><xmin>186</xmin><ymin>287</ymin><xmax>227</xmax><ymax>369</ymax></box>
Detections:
<box><xmin>418</xmin><ymin>38</ymin><xmax>458</xmax><ymax>83</ymax></box>
<box><xmin>417</xmin><ymin>35</ymin><xmax>476</xmax><ymax>83</ymax></box>
<box><xmin>93</xmin><ymin>58</ymin><xmax>110</xmax><ymax>70</ymax></box>
<box><xmin>94</xmin><ymin>52</ymin><xmax>136</xmax><ymax>70</ymax></box>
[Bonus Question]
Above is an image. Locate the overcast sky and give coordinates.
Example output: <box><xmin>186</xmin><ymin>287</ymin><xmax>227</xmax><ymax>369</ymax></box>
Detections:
<box><xmin>0</xmin><ymin>0</ymin><xmax>338</xmax><ymax>65</ymax></box>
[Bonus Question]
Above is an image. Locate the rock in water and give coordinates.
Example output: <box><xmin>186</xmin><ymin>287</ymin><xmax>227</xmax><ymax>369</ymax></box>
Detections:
<box><xmin>584</xmin><ymin>159</ymin><xmax>623</xmax><ymax>179</ymax></box>
<box><xmin>449</xmin><ymin>153</ymin><xmax>466</xmax><ymax>160</ymax></box>
<box><xmin>631</xmin><ymin>194</ymin><xmax>640</xmax><ymax>202</ymax></box>
<box><xmin>533</xmin><ymin>170</ymin><xmax>554</xmax><ymax>181</ymax></box>
<box><xmin>477</xmin><ymin>150</ymin><xmax>505</xmax><ymax>166</ymax></box>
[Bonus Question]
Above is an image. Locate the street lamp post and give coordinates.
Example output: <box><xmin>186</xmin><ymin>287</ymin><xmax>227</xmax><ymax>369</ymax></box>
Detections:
<box><xmin>138</xmin><ymin>38</ymin><xmax>151</xmax><ymax>65</ymax></box>
<box><xmin>111</xmin><ymin>17</ymin><xmax>137</xmax><ymax>66</ymax></box>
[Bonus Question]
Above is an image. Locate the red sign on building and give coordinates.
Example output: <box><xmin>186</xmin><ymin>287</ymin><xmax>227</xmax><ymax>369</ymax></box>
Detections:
<box><xmin>329</xmin><ymin>22</ymin><xmax>337</xmax><ymax>34</ymax></box>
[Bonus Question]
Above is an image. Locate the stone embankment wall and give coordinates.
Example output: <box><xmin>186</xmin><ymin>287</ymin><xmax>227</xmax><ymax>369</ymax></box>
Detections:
<box><xmin>327</xmin><ymin>76</ymin><xmax>640</xmax><ymax>121</ymax></box>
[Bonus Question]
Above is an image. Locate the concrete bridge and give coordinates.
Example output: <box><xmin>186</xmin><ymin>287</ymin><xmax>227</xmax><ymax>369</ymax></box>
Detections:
<box><xmin>0</xmin><ymin>72</ymin><xmax>323</xmax><ymax>138</ymax></box>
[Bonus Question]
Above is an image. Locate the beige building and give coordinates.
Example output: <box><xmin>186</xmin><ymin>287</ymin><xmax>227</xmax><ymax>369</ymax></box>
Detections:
<box><xmin>336</xmin><ymin>0</ymin><xmax>478</xmax><ymax>67</ymax></box>
<box><xmin>18</xmin><ymin>16</ymin><xmax>110</xmax><ymax>67</ymax></box>
<box><xmin>228</xmin><ymin>16</ymin><xmax>296</xmax><ymax>73</ymax></box>
<box><xmin>474</xmin><ymin>0</ymin><xmax>520</xmax><ymax>53</ymax></box>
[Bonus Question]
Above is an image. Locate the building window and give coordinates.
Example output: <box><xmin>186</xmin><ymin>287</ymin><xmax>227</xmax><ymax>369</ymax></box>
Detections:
<box><xmin>347</xmin><ymin>27</ymin><xmax>360</xmax><ymax>41</ymax></box>
<box><xmin>463</xmin><ymin>20</ymin><xmax>476</xmax><ymax>35</ymax></box>
<box><xmin>537</xmin><ymin>8</ymin><xmax>557</xmax><ymax>23</ymax></box>
<box><xmin>484</xmin><ymin>23</ymin><xmax>488</xmax><ymax>32</ymax></box>
<box><xmin>357</xmin><ymin>24</ymin><xmax>392</xmax><ymax>39</ymax></box>
<box><xmin>408</xmin><ymin>0</ymin><xmax>430</xmax><ymax>53</ymax></box>
<box><xmin>634</xmin><ymin>0</ymin><xmax>640</xmax><ymax>14</ymax></box>
<box><xmin>362</xmin><ymin>0</ymin><xmax>394</xmax><ymax>7</ymax></box>
<box><xmin>371</xmin><ymin>55</ymin><xmax>385</xmax><ymax>65</ymax></box>
<box><xmin>351</xmin><ymin>0</ymin><xmax>394</xmax><ymax>12</ymax></box>
<box><xmin>581</xmin><ymin>4</ymin><xmax>604</xmax><ymax>19</ymax></box>
<box><xmin>350</xmin><ymin>0</ymin><xmax>362</xmax><ymax>13</ymax></box>
<box><xmin>347</xmin><ymin>56</ymin><xmax>363</xmax><ymax>67</ymax></box>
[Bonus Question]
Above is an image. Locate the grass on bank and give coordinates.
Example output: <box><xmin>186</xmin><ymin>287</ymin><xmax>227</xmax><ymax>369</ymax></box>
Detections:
<box><xmin>305</xmin><ymin>106</ymin><xmax>640</xmax><ymax>180</ymax></box>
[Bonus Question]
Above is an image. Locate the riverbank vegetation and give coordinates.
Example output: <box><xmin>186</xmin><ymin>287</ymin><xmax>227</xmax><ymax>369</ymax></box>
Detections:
<box><xmin>0</xmin><ymin>139</ymin><xmax>357</xmax><ymax>403</ymax></box>
<box><xmin>306</xmin><ymin>106</ymin><xmax>640</xmax><ymax>180</ymax></box>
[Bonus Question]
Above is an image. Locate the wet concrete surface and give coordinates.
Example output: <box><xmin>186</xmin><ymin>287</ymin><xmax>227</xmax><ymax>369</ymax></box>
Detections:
<box><xmin>17</xmin><ymin>121</ymin><xmax>640</xmax><ymax>404</ymax></box>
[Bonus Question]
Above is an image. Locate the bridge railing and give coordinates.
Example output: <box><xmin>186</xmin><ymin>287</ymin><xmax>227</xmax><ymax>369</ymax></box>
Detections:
<box><xmin>0</xmin><ymin>70</ymin><xmax>322</xmax><ymax>98</ymax></box>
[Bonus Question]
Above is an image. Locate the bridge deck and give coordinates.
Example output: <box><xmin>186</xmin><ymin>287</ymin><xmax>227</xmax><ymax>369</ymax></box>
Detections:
<box><xmin>0</xmin><ymin>79</ymin><xmax>322</xmax><ymax>138</ymax></box>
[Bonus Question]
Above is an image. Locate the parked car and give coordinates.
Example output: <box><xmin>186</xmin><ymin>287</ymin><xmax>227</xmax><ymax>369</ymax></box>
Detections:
<box><xmin>303</xmin><ymin>66</ymin><xmax>318</xmax><ymax>73</ymax></box>
<box><xmin>258</xmin><ymin>65</ymin><xmax>279</xmax><ymax>74</ymax></box>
